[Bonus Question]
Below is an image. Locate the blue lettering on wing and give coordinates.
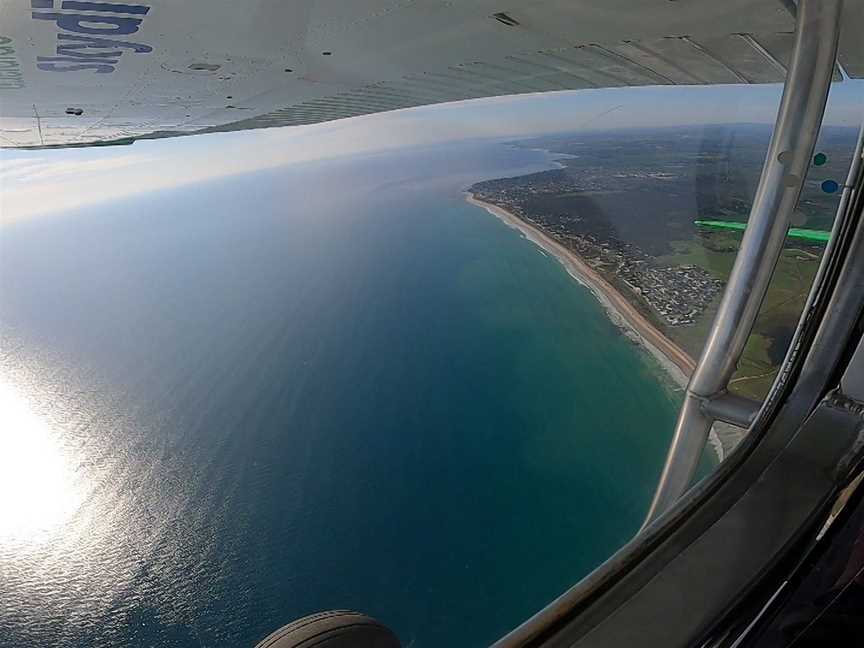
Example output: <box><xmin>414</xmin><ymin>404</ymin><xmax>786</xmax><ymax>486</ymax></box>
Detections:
<box><xmin>37</xmin><ymin>61</ymin><xmax>115</xmax><ymax>73</ymax></box>
<box><xmin>58</xmin><ymin>33</ymin><xmax>152</xmax><ymax>54</ymax></box>
<box><xmin>33</xmin><ymin>12</ymin><xmax>144</xmax><ymax>36</ymax></box>
<box><xmin>61</xmin><ymin>2</ymin><xmax>149</xmax><ymax>14</ymax></box>
<box><xmin>56</xmin><ymin>44</ymin><xmax>123</xmax><ymax>58</ymax></box>
<box><xmin>30</xmin><ymin>1</ymin><xmax>152</xmax><ymax>73</ymax></box>
<box><xmin>38</xmin><ymin>55</ymin><xmax>119</xmax><ymax>65</ymax></box>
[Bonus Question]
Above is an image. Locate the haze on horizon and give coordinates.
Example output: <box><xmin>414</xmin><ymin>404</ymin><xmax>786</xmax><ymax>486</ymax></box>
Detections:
<box><xmin>1</xmin><ymin>81</ymin><xmax>862</xmax><ymax>223</ymax></box>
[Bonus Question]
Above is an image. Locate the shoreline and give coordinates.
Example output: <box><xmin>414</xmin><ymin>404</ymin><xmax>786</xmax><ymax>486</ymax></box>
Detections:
<box><xmin>465</xmin><ymin>192</ymin><xmax>725</xmax><ymax>462</ymax></box>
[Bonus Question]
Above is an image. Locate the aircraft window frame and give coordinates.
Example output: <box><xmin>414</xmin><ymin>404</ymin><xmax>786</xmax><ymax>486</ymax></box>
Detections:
<box><xmin>492</xmin><ymin>120</ymin><xmax>864</xmax><ymax>646</ymax></box>
<box><xmin>493</xmin><ymin>0</ymin><xmax>864</xmax><ymax>642</ymax></box>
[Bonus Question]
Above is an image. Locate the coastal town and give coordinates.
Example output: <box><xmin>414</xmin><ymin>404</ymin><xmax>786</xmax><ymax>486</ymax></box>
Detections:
<box><xmin>467</xmin><ymin>125</ymin><xmax>850</xmax><ymax>401</ymax></box>
<box><xmin>469</xmin><ymin>170</ymin><xmax>723</xmax><ymax>328</ymax></box>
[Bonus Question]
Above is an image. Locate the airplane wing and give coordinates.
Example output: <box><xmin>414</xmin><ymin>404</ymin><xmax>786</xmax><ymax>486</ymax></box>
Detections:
<box><xmin>1</xmin><ymin>0</ymin><xmax>862</xmax><ymax>149</ymax></box>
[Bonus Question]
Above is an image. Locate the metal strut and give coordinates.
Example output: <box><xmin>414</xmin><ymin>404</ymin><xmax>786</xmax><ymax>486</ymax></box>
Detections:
<box><xmin>644</xmin><ymin>0</ymin><xmax>844</xmax><ymax>525</ymax></box>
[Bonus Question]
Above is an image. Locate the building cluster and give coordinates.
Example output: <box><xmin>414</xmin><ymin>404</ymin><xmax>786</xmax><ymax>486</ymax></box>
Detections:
<box><xmin>471</xmin><ymin>179</ymin><xmax>723</xmax><ymax>328</ymax></box>
<box><xmin>618</xmin><ymin>261</ymin><xmax>722</xmax><ymax>326</ymax></box>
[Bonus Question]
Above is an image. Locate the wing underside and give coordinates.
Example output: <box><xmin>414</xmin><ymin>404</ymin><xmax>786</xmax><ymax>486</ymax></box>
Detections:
<box><xmin>1</xmin><ymin>0</ymin><xmax>862</xmax><ymax>149</ymax></box>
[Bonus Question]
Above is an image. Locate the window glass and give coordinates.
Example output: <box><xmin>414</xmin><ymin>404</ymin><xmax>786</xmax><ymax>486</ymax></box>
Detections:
<box><xmin>1</xmin><ymin>20</ymin><xmax>863</xmax><ymax>648</ymax></box>
<box><xmin>726</xmin><ymin>123</ymin><xmax>857</xmax><ymax>401</ymax></box>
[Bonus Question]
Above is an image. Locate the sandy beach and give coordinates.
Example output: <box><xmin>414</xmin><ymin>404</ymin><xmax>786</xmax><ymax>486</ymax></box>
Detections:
<box><xmin>466</xmin><ymin>192</ymin><xmax>726</xmax><ymax>461</ymax></box>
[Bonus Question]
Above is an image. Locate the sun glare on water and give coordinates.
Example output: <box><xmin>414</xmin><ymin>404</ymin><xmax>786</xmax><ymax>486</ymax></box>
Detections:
<box><xmin>0</xmin><ymin>377</ymin><xmax>83</xmax><ymax>544</ymax></box>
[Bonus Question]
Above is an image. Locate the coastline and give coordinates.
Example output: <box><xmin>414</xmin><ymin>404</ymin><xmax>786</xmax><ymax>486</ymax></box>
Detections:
<box><xmin>465</xmin><ymin>192</ymin><xmax>725</xmax><ymax>462</ymax></box>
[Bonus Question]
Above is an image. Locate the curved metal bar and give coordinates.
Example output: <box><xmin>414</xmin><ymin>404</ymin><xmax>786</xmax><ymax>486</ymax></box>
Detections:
<box><xmin>758</xmin><ymin>119</ymin><xmax>864</xmax><ymax>428</ymax></box>
<box><xmin>491</xmin><ymin>121</ymin><xmax>864</xmax><ymax>647</ymax></box>
<box><xmin>645</xmin><ymin>0</ymin><xmax>844</xmax><ymax>525</ymax></box>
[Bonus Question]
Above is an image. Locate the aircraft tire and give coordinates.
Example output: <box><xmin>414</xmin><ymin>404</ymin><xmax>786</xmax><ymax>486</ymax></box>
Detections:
<box><xmin>254</xmin><ymin>610</ymin><xmax>401</xmax><ymax>647</ymax></box>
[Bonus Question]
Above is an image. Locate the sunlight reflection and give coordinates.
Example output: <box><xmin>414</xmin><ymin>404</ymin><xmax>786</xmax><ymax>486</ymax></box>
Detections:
<box><xmin>0</xmin><ymin>377</ymin><xmax>83</xmax><ymax>544</ymax></box>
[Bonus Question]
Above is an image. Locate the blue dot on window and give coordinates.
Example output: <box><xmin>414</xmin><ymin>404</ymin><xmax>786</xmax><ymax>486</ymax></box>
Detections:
<box><xmin>821</xmin><ymin>179</ymin><xmax>839</xmax><ymax>194</ymax></box>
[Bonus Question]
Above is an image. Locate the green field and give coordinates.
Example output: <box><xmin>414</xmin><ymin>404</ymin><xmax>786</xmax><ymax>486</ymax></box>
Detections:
<box><xmin>657</xmin><ymin>231</ymin><xmax>821</xmax><ymax>400</ymax></box>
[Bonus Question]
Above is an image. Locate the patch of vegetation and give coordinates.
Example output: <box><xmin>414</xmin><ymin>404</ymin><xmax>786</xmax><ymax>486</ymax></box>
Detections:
<box><xmin>657</xmin><ymin>232</ymin><xmax>821</xmax><ymax>399</ymax></box>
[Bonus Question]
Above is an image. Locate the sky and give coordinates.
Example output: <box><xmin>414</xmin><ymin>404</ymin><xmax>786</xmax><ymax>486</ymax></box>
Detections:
<box><xmin>1</xmin><ymin>82</ymin><xmax>862</xmax><ymax>223</ymax></box>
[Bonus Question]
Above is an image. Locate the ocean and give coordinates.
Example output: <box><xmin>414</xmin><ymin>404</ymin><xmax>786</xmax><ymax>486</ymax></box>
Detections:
<box><xmin>0</xmin><ymin>141</ymin><xmax>682</xmax><ymax>647</ymax></box>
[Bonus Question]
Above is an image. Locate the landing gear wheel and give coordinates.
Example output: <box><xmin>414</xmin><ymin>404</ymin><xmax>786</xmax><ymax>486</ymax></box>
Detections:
<box><xmin>254</xmin><ymin>610</ymin><xmax>401</xmax><ymax>647</ymax></box>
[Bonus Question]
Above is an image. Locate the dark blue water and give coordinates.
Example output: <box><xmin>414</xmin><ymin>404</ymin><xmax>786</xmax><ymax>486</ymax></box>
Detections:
<box><xmin>0</xmin><ymin>142</ymin><xmax>680</xmax><ymax>647</ymax></box>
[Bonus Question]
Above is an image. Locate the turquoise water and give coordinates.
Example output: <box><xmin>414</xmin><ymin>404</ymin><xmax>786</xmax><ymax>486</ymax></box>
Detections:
<box><xmin>0</xmin><ymin>142</ymin><xmax>680</xmax><ymax>647</ymax></box>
